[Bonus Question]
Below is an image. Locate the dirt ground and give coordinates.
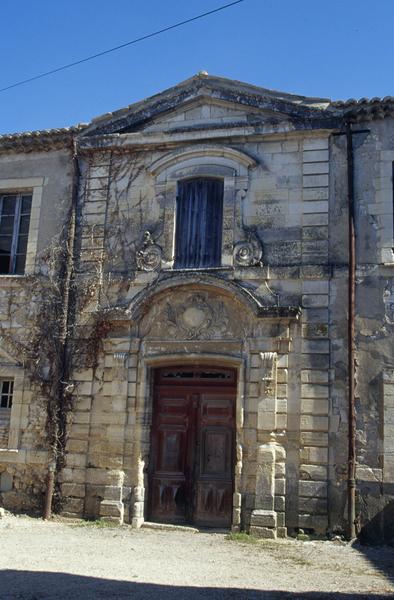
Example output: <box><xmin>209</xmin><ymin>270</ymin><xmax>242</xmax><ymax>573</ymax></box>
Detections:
<box><xmin>0</xmin><ymin>514</ymin><xmax>393</xmax><ymax>599</ymax></box>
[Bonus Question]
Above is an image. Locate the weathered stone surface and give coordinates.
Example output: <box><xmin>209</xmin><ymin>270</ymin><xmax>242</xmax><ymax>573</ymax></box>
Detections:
<box><xmin>61</xmin><ymin>497</ymin><xmax>84</xmax><ymax>515</ymax></box>
<box><xmin>299</xmin><ymin>464</ymin><xmax>327</xmax><ymax>480</ymax></box>
<box><xmin>100</xmin><ymin>500</ymin><xmax>124</xmax><ymax>523</ymax></box>
<box><xmin>299</xmin><ymin>481</ymin><xmax>328</xmax><ymax>498</ymax></box>
<box><xmin>250</xmin><ymin>509</ymin><xmax>277</xmax><ymax>528</ymax></box>
<box><xmin>298</xmin><ymin>514</ymin><xmax>328</xmax><ymax>533</ymax></box>
<box><xmin>250</xmin><ymin>526</ymin><xmax>277</xmax><ymax>539</ymax></box>
<box><xmin>61</xmin><ymin>483</ymin><xmax>86</xmax><ymax>498</ymax></box>
<box><xmin>277</xmin><ymin>527</ymin><xmax>287</xmax><ymax>538</ymax></box>
<box><xmin>0</xmin><ymin>472</ymin><xmax>13</xmax><ymax>492</ymax></box>
<box><xmin>299</xmin><ymin>496</ymin><xmax>327</xmax><ymax>514</ymax></box>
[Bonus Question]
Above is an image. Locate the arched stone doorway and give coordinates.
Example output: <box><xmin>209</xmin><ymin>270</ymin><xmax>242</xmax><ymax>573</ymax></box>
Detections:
<box><xmin>96</xmin><ymin>274</ymin><xmax>299</xmax><ymax>534</ymax></box>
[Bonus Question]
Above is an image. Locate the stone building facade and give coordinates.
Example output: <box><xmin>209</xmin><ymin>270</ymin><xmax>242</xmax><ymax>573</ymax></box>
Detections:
<box><xmin>0</xmin><ymin>74</ymin><xmax>393</xmax><ymax>540</ymax></box>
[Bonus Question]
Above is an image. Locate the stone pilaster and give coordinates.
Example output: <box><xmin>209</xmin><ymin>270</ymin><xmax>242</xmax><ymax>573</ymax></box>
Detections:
<box><xmin>98</xmin><ymin>350</ymin><xmax>129</xmax><ymax>523</ymax></box>
<box><xmin>250</xmin><ymin>443</ymin><xmax>277</xmax><ymax>538</ymax></box>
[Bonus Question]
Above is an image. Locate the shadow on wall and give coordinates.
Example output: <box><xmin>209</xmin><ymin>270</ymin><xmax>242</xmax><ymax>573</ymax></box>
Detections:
<box><xmin>356</xmin><ymin>481</ymin><xmax>394</xmax><ymax>545</ymax></box>
<box><xmin>352</xmin><ymin>492</ymin><xmax>394</xmax><ymax>589</ymax></box>
<box><xmin>358</xmin><ymin>499</ymin><xmax>394</xmax><ymax>546</ymax></box>
<box><xmin>0</xmin><ymin>571</ymin><xmax>393</xmax><ymax>600</ymax></box>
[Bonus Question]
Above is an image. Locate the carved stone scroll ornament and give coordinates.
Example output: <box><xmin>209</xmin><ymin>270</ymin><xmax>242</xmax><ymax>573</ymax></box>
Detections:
<box><xmin>233</xmin><ymin>227</ymin><xmax>263</xmax><ymax>267</ymax></box>
<box><xmin>112</xmin><ymin>351</ymin><xmax>129</xmax><ymax>380</ymax></box>
<box><xmin>113</xmin><ymin>352</ymin><xmax>129</xmax><ymax>366</ymax></box>
<box><xmin>136</xmin><ymin>231</ymin><xmax>162</xmax><ymax>272</ymax></box>
<box><xmin>260</xmin><ymin>352</ymin><xmax>277</xmax><ymax>396</ymax></box>
<box><xmin>257</xmin><ymin>352</ymin><xmax>278</xmax><ymax>434</ymax></box>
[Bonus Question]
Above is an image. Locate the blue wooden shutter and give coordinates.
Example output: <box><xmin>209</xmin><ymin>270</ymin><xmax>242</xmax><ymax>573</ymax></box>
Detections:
<box><xmin>175</xmin><ymin>178</ymin><xmax>223</xmax><ymax>268</ymax></box>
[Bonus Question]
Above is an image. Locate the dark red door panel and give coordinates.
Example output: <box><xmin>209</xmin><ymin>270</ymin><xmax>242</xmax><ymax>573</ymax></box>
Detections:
<box><xmin>149</xmin><ymin>394</ymin><xmax>191</xmax><ymax>523</ymax></box>
<box><xmin>148</xmin><ymin>368</ymin><xmax>236</xmax><ymax>527</ymax></box>
<box><xmin>194</xmin><ymin>395</ymin><xmax>235</xmax><ymax>527</ymax></box>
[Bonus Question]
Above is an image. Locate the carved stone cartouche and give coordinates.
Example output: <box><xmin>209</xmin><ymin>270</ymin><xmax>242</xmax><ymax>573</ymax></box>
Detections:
<box><xmin>136</xmin><ymin>231</ymin><xmax>162</xmax><ymax>272</ymax></box>
<box><xmin>233</xmin><ymin>227</ymin><xmax>263</xmax><ymax>267</ymax></box>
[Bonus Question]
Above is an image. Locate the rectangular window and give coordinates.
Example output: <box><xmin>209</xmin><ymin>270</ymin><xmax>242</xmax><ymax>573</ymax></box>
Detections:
<box><xmin>0</xmin><ymin>193</ymin><xmax>32</xmax><ymax>274</ymax></box>
<box><xmin>0</xmin><ymin>380</ymin><xmax>14</xmax><ymax>408</ymax></box>
<box><xmin>175</xmin><ymin>178</ymin><xmax>223</xmax><ymax>269</ymax></box>
<box><xmin>0</xmin><ymin>380</ymin><xmax>13</xmax><ymax>448</ymax></box>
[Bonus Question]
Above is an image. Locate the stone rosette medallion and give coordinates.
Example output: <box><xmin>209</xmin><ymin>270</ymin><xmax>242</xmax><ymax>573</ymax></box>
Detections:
<box><xmin>233</xmin><ymin>228</ymin><xmax>263</xmax><ymax>267</ymax></box>
<box><xmin>136</xmin><ymin>231</ymin><xmax>162</xmax><ymax>271</ymax></box>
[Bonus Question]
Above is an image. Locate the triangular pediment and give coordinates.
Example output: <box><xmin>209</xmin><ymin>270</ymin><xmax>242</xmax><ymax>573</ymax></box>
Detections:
<box><xmin>134</xmin><ymin>97</ymin><xmax>293</xmax><ymax>134</ymax></box>
<box><xmin>81</xmin><ymin>73</ymin><xmax>335</xmax><ymax>137</ymax></box>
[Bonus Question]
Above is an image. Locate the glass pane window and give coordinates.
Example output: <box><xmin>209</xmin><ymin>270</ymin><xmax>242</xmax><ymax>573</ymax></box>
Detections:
<box><xmin>0</xmin><ymin>380</ymin><xmax>14</xmax><ymax>408</ymax></box>
<box><xmin>175</xmin><ymin>178</ymin><xmax>223</xmax><ymax>269</ymax></box>
<box><xmin>0</xmin><ymin>193</ymin><xmax>32</xmax><ymax>274</ymax></box>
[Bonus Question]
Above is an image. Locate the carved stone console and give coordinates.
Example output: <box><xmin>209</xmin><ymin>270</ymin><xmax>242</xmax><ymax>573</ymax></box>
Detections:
<box><xmin>257</xmin><ymin>352</ymin><xmax>278</xmax><ymax>432</ymax></box>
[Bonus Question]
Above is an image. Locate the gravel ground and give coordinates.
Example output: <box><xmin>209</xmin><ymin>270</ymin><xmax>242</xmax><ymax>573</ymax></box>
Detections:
<box><xmin>0</xmin><ymin>514</ymin><xmax>393</xmax><ymax>599</ymax></box>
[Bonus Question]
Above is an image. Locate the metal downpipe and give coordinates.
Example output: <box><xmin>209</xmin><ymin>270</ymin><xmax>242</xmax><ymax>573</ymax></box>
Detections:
<box><xmin>346</xmin><ymin>120</ymin><xmax>357</xmax><ymax>540</ymax></box>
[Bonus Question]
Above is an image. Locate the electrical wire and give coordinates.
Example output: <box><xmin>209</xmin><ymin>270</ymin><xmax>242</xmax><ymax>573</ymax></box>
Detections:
<box><xmin>0</xmin><ymin>1</ymin><xmax>245</xmax><ymax>94</ymax></box>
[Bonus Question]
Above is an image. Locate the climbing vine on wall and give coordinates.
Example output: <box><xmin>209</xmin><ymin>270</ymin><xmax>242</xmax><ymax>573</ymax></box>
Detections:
<box><xmin>0</xmin><ymin>147</ymin><xmax>165</xmax><ymax>513</ymax></box>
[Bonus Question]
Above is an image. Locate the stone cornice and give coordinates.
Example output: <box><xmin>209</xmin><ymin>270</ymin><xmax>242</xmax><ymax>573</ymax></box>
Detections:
<box><xmin>97</xmin><ymin>272</ymin><xmax>301</xmax><ymax>323</ymax></box>
<box><xmin>76</xmin><ymin>123</ymin><xmax>340</xmax><ymax>153</ymax></box>
<box><xmin>81</xmin><ymin>74</ymin><xmax>334</xmax><ymax>136</ymax></box>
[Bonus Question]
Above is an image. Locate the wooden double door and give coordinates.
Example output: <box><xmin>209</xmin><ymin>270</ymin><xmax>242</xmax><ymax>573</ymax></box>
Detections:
<box><xmin>148</xmin><ymin>366</ymin><xmax>236</xmax><ymax>528</ymax></box>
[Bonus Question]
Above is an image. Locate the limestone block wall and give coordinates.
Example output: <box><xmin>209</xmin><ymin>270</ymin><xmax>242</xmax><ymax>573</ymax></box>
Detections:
<box><xmin>298</xmin><ymin>136</ymin><xmax>330</xmax><ymax>534</ymax></box>
<box><xmin>328</xmin><ymin>117</ymin><xmax>394</xmax><ymax>539</ymax></box>
<box><xmin>244</xmin><ymin>133</ymin><xmax>332</xmax><ymax>534</ymax></box>
<box><xmin>63</xmin><ymin>323</ymin><xmax>296</xmax><ymax>531</ymax></box>
<box><xmin>62</xmin><ymin>130</ymin><xmax>339</xmax><ymax>535</ymax></box>
<box><xmin>0</xmin><ymin>148</ymin><xmax>73</xmax><ymax>513</ymax></box>
<box><xmin>0</xmin><ymin>410</ymin><xmax>10</xmax><ymax>446</ymax></box>
<box><xmin>0</xmin><ymin>120</ymin><xmax>386</xmax><ymax>537</ymax></box>
<box><xmin>352</xmin><ymin>119</ymin><xmax>394</xmax><ymax>541</ymax></box>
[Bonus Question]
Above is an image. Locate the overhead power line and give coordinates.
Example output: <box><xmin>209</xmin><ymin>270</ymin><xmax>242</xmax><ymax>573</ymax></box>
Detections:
<box><xmin>0</xmin><ymin>0</ymin><xmax>245</xmax><ymax>94</ymax></box>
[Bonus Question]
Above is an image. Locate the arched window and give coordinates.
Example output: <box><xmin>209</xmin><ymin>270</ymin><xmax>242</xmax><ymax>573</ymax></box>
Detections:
<box><xmin>175</xmin><ymin>178</ymin><xmax>223</xmax><ymax>269</ymax></box>
<box><xmin>149</xmin><ymin>144</ymin><xmax>257</xmax><ymax>270</ymax></box>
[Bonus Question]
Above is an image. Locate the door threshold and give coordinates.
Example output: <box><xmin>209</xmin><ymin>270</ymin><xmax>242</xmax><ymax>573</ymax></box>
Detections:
<box><xmin>142</xmin><ymin>521</ymin><xmax>199</xmax><ymax>533</ymax></box>
<box><xmin>196</xmin><ymin>527</ymin><xmax>231</xmax><ymax>534</ymax></box>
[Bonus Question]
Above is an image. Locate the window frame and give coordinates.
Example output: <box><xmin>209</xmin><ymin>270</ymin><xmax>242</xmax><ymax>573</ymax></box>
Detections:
<box><xmin>149</xmin><ymin>145</ymin><xmax>257</xmax><ymax>271</ymax></box>
<box><xmin>0</xmin><ymin>379</ymin><xmax>14</xmax><ymax>409</ymax></box>
<box><xmin>0</xmin><ymin>192</ymin><xmax>32</xmax><ymax>275</ymax></box>
<box><xmin>373</xmin><ymin>152</ymin><xmax>394</xmax><ymax>265</ymax></box>
<box><xmin>0</xmin><ymin>379</ymin><xmax>13</xmax><ymax>448</ymax></box>
<box><xmin>0</xmin><ymin>360</ymin><xmax>25</xmax><ymax>450</ymax></box>
<box><xmin>174</xmin><ymin>177</ymin><xmax>224</xmax><ymax>269</ymax></box>
<box><xmin>0</xmin><ymin>177</ymin><xmax>44</xmax><ymax>277</ymax></box>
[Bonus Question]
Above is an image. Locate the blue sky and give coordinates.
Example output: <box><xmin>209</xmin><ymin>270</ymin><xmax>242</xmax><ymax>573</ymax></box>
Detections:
<box><xmin>1</xmin><ymin>0</ymin><xmax>393</xmax><ymax>134</ymax></box>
